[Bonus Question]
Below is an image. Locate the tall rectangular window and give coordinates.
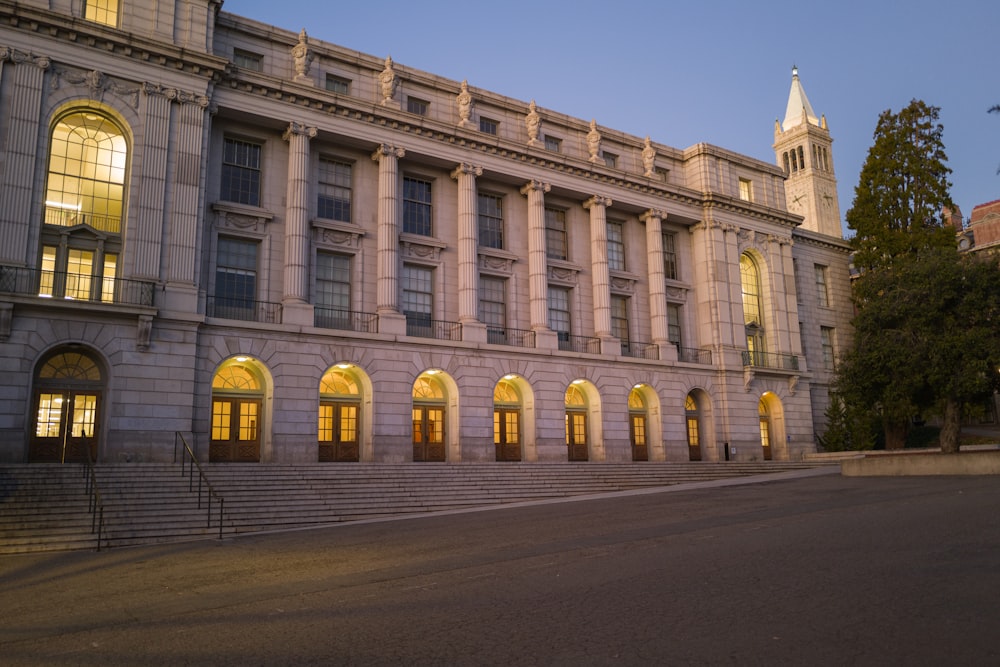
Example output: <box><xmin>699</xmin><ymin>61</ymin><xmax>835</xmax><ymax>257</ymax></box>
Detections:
<box><xmin>611</xmin><ymin>295</ymin><xmax>630</xmax><ymax>344</ymax></box>
<box><xmin>548</xmin><ymin>286</ymin><xmax>571</xmax><ymax>347</ymax></box>
<box><xmin>739</xmin><ymin>178</ymin><xmax>754</xmax><ymax>202</ymax></box>
<box><xmin>607</xmin><ymin>221</ymin><xmax>625</xmax><ymax>271</ymax></box>
<box><xmin>221</xmin><ymin>138</ymin><xmax>262</xmax><ymax>206</ymax></box>
<box><xmin>662</xmin><ymin>231</ymin><xmax>678</xmax><ymax>280</ymax></box>
<box><xmin>316</xmin><ymin>252</ymin><xmax>351</xmax><ymax>311</ymax></box>
<box><xmin>402</xmin><ymin>264</ymin><xmax>433</xmax><ymax>333</ymax></box>
<box><xmin>478</xmin><ymin>193</ymin><xmax>504</xmax><ymax>249</ymax></box>
<box><xmin>317</xmin><ymin>158</ymin><xmax>352</xmax><ymax>222</ymax></box>
<box><xmin>815</xmin><ymin>264</ymin><xmax>830</xmax><ymax>307</ymax></box>
<box><xmin>667</xmin><ymin>303</ymin><xmax>682</xmax><ymax>346</ymax></box>
<box><xmin>545</xmin><ymin>208</ymin><xmax>567</xmax><ymax>260</ymax></box>
<box><xmin>325</xmin><ymin>75</ymin><xmax>350</xmax><ymax>94</ymax></box>
<box><xmin>85</xmin><ymin>0</ymin><xmax>119</xmax><ymax>26</ymax></box>
<box><xmin>479</xmin><ymin>275</ymin><xmax>506</xmax><ymax>342</ymax></box>
<box><xmin>233</xmin><ymin>49</ymin><xmax>263</xmax><ymax>72</ymax></box>
<box><xmin>403</xmin><ymin>177</ymin><xmax>432</xmax><ymax>236</ymax></box>
<box><xmin>215</xmin><ymin>237</ymin><xmax>258</xmax><ymax>314</ymax></box>
<box><xmin>821</xmin><ymin>326</ymin><xmax>836</xmax><ymax>369</ymax></box>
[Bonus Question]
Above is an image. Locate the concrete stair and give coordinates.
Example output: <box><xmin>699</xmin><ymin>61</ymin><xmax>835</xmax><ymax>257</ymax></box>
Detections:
<box><xmin>0</xmin><ymin>460</ymin><xmax>833</xmax><ymax>555</ymax></box>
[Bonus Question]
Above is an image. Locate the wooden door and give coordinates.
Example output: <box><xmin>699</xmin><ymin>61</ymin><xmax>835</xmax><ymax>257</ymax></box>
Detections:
<box><xmin>494</xmin><ymin>408</ymin><xmax>522</xmax><ymax>461</ymax></box>
<box><xmin>318</xmin><ymin>401</ymin><xmax>360</xmax><ymax>462</ymax></box>
<box><xmin>29</xmin><ymin>391</ymin><xmax>100</xmax><ymax>463</ymax></box>
<box><xmin>566</xmin><ymin>410</ymin><xmax>588</xmax><ymax>461</ymax></box>
<box><xmin>210</xmin><ymin>398</ymin><xmax>261</xmax><ymax>462</ymax></box>
<box><xmin>630</xmin><ymin>414</ymin><xmax>648</xmax><ymax>461</ymax></box>
<box><xmin>412</xmin><ymin>405</ymin><xmax>445</xmax><ymax>462</ymax></box>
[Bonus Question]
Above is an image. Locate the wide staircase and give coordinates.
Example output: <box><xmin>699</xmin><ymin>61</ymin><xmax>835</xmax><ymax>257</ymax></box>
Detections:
<box><xmin>0</xmin><ymin>460</ymin><xmax>832</xmax><ymax>555</ymax></box>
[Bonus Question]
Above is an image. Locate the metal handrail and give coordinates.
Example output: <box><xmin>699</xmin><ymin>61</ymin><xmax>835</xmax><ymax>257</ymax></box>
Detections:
<box><xmin>314</xmin><ymin>306</ymin><xmax>379</xmax><ymax>333</ymax></box>
<box><xmin>0</xmin><ymin>264</ymin><xmax>155</xmax><ymax>306</ymax></box>
<box><xmin>621</xmin><ymin>341</ymin><xmax>659</xmax><ymax>360</ymax></box>
<box><xmin>206</xmin><ymin>296</ymin><xmax>282</xmax><ymax>324</ymax></box>
<box><xmin>741</xmin><ymin>350</ymin><xmax>799</xmax><ymax>371</ymax></box>
<box><xmin>405</xmin><ymin>317</ymin><xmax>462</xmax><ymax>341</ymax></box>
<box><xmin>677</xmin><ymin>346</ymin><xmax>713</xmax><ymax>365</ymax></box>
<box><xmin>486</xmin><ymin>326</ymin><xmax>536</xmax><ymax>348</ymax></box>
<box><xmin>173</xmin><ymin>432</ymin><xmax>226</xmax><ymax>539</ymax></box>
<box><xmin>557</xmin><ymin>333</ymin><xmax>601</xmax><ymax>354</ymax></box>
<box><xmin>82</xmin><ymin>450</ymin><xmax>106</xmax><ymax>551</ymax></box>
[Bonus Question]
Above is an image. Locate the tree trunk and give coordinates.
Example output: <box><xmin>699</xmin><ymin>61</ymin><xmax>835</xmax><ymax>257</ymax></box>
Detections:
<box><xmin>939</xmin><ymin>398</ymin><xmax>962</xmax><ymax>454</ymax></box>
<box><xmin>883</xmin><ymin>419</ymin><xmax>908</xmax><ymax>450</ymax></box>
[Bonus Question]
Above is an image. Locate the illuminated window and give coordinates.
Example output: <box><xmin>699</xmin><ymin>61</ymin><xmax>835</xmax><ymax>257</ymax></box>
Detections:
<box><xmin>739</xmin><ymin>178</ymin><xmax>754</xmax><ymax>202</ymax></box>
<box><xmin>741</xmin><ymin>253</ymin><xmax>766</xmax><ymax>358</ymax></box>
<box><xmin>84</xmin><ymin>0</ymin><xmax>119</xmax><ymax>27</ymax></box>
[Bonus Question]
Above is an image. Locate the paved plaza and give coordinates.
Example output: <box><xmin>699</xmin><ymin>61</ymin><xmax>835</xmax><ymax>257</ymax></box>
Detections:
<box><xmin>2</xmin><ymin>471</ymin><xmax>999</xmax><ymax>666</ymax></box>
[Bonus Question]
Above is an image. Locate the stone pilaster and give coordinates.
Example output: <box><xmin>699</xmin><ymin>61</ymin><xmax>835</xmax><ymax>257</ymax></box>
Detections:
<box><xmin>282</xmin><ymin>122</ymin><xmax>317</xmax><ymax>302</ymax></box>
<box><xmin>451</xmin><ymin>163</ymin><xmax>483</xmax><ymax>323</ymax></box>
<box><xmin>372</xmin><ymin>144</ymin><xmax>406</xmax><ymax>333</ymax></box>
<box><xmin>583</xmin><ymin>195</ymin><xmax>613</xmax><ymax>340</ymax></box>
<box><xmin>165</xmin><ymin>92</ymin><xmax>210</xmax><ymax>291</ymax></box>
<box><xmin>641</xmin><ymin>209</ymin><xmax>669</xmax><ymax>344</ymax></box>
<box><xmin>132</xmin><ymin>85</ymin><xmax>172</xmax><ymax>280</ymax></box>
<box><xmin>520</xmin><ymin>180</ymin><xmax>551</xmax><ymax>332</ymax></box>
<box><xmin>0</xmin><ymin>49</ymin><xmax>49</xmax><ymax>265</ymax></box>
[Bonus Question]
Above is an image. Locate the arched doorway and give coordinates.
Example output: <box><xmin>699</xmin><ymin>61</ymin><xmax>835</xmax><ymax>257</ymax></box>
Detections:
<box><xmin>210</xmin><ymin>358</ymin><xmax>265</xmax><ymax>462</ymax></box>
<box><xmin>318</xmin><ymin>365</ymin><xmax>361</xmax><ymax>462</ymax></box>
<box><xmin>685</xmin><ymin>393</ymin><xmax>702</xmax><ymax>461</ymax></box>
<box><xmin>29</xmin><ymin>348</ymin><xmax>104</xmax><ymax>463</ymax></box>
<box><xmin>412</xmin><ymin>372</ymin><xmax>447</xmax><ymax>462</ymax></box>
<box><xmin>494</xmin><ymin>378</ymin><xmax>522</xmax><ymax>461</ymax></box>
<box><xmin>565</xmin><ymin>383</ymin><xmax>589</xmax><ymax>461</ymax></box>
<box><xmin>628</xmin><ymin>387</ymin><xmax>648</xmax><ymax>461</ymax></box>
<box><xmin>759</xmin><ymin>396</ymin><xmax>773</xmax><ymax>461</ymax></box>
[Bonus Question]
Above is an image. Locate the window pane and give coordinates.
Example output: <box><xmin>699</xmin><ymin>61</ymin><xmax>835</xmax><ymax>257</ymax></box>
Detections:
<box><xmin>478</xmin><ymin>275</ymin><xmax>506</xmax><ymax>328</ymax></box>
<box><xmin>316</xmin><ymin>252</ymin><xmax>351</xmax><ymax>310</ymax></box>
<box><xmin>318</xmin><ymin>158</ymin><xmax>352</xmax><ymax>222</ymax></box>
<box><xmin>84</xmin><ymin>0</ymin><xmax>119</xmax><ymax>26</ymax></box>
<box><xmin>221</xmin><ymin>138</ymin><xmax>262</xmax><ymax>206</ymax></box>
<box><xmin>662</xmin><ymin>231</ymin><xmax>678</xmax><ymax>280</ymax></box>
<box><xmin>403</xmin><ymin>178</ymin><xmax>432</xmax><ymax>236</ymax></box>
<box><xmin>216</xmin><ymin>237</ymin><xmax>258</xmax><ymax>310</ymax></box>
<box><xmin>478</xmin><ymin>193</ymin><xmax>503</xmax><ymax>249</ymax></box>
<box><xmin>545</xmin><ymin>208</ymin><xmax>567</xmax><ymax>260</ymax></box>
<box><xmin>607</xmin><ymin>221</ymin><xmax>625</xmax><ymax>271</ymax></box>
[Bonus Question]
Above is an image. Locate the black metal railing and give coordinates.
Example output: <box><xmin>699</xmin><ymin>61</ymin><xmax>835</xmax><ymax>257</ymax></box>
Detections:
<box><xmin>44</xmin><ymin>206</ymin><xmax>121</xmax><ymax>234</ymax></box>
<box><xmin>621</xmin><ymin>341</ymin><xmax>659</xmax><ymax>360</ymax></box>
<box><xmin>406</xmin><ymin>317</ymin><xmax>462</xmax><ymax>341</ymax></box>
<box><xmin>83</xmin><ymin>450</ymin><xmax>106</xmax><ymax>551</ymax></box>
<box><xmin>677</xmin><ymin>346</ymin><xmax>713</xmax><ymax>365</ymax></box>
<box><xmin>314</xmin><ymin>307</ymin><xmax>378</xmax><ymax>333</ymax></box>
<box><xmin>174</xmin><ymin>432</ymin><xmax>226</xmax><ymax>539</ymax></box>
<box><xmin>0</xmin><ymin>265</ymin><xmax>154</xmax><ymax>307</ymax></box>
<box><xmin>741</xmin><ymin>350</ymin><xmax>799</xmax><ymax>371</ymax></box>
<box><xmin>206</xmin><ymin>296</ymin><xmax>282</xmax><ymax>324</ymax></box>
<box><xmin>558</xmin><ymin>333</ymin><xmax>601</xmax><ymax>354</ymax></box>
<box><xmin>487</xmin><ymin>327</ymin><xmax>536</xmax><ymax>348</ymax></box>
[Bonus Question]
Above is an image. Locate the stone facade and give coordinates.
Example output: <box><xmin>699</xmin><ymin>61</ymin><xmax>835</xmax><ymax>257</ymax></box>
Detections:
<box><xmin>0</xmin><ymin>1</ymin><xmax>853</xmax><ymax>464</ymax></box>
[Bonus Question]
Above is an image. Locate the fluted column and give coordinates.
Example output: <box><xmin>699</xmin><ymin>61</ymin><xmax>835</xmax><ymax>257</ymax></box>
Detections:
<box><xmin>133</xmin><ymin>85</ymin><xmax>172</xmax><ymax>280</ymax></box>
<box><xmin>372</xmin><ymin>144</ymin><xmax>406</xmax><ymax>314</ymax></box>
<box><xmin>451</xmin><ymin>163</ymin><xmax>483</xmax><ymax>323</ymax></box>
<box><xmin>166</xmin><ymin>93</ymin><xmax>210</xmax><ymax>286</ymax></box>
<box><xmin>282</xmin><ymin>122</ymin><xmax>317</xmax><ymax>304</ymax></box>
<box><xmin>641</xmin><ymin>209</ymin><xmax>669</xmax><ymax>343</ymax></box>
<box><xmin>0</xmin><ymin>50</ymin><xmax>49</xmax><ymax>264</ymax></box>
<box><xmin>520</xmin><ymin>180</ymin><xmax>551</xmax><ymax>331</ymax></box>
<box><xmin>583</xmin><ymin>195</ymin><xmax>613</xmax><ymax>338</ymax></box>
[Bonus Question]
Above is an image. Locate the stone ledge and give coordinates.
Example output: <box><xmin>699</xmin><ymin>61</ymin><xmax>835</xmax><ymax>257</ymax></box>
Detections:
<box><xmin>841</xmin><ymin>450</ymin><xmax>1000</xmax><ymax>477</ymax></box>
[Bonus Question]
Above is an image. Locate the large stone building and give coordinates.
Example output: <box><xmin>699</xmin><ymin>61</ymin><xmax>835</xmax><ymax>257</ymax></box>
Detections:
<box><xmin>0</xmin><ymin>0</ymin><xmax>853</xmax><ymax>465</ymax></box>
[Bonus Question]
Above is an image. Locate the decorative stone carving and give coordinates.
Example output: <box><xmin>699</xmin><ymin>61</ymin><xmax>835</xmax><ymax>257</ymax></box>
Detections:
<box><xmin>456</xmin><ymin>79</ymin><xmax>473</xmax><ymax>127</ymax></box>
<box><xmin>744</xmin><ymin>366</ymin><xmax>754</xmax><ymax>392</ymax></box>
<box><xmin>586</xmin><ymin>119</ymin><xmax>601</xmax><ymax>163</ymax></box>
<box><xmin>610</xmin><ymin>275</ymin><xmax>636</xmax><ymax>294</ymax></box>
<box><xmin>1</xmin><ymin>47</ymin><xmax>51</xmax><ymax>70</ymax></box>
<box><xmin>312</xmin><ymin>220</ymin><xmax>364</xmax><ymax>250</ymax></box>
<box><xmin>291</xmin><ymin>29</ymin><xmax>314</xmax><ymax>82</ymax></box>
<box><xmin>788</xmin><ymin>375</ymin><xmax>799</xmax><ymax>396</ymax></box>
<box><xmin>143</xmin><ymin>83</ymin><xmax>210</xmax><ymax>107</ymax></box>
<box><xmin>665</xmin><ymin>286</ymin><xmax>688</xmax><ymax>301</ymax></box>
<box><xmin>283</xmin><ymin>121</ymin><xmax>318</xmax><ymax>141</ymax></box>
<box><xmin>525</xmin><ymin>100</ymin><xmax>541</xmax><ymax>146</ymax></box>
<box><xmin>400</xmin><ymin>236</ymin><xmax>446</xmax><ymax>262</ymax></box>
<box><xmin>136</xmin><ymin>315</ymin><xmax>153</xmax><ymax>352</ymax></box>
<box><xmin>548</xmin><ymin>263</ymin><xmax>580</xmax><ymax>286</ymax></box>
<box><xmin>0</xmin><ymin>302</ymin><xmax>12</xmax><ymax>342</ymax></box>
<box><xmin>642</xmin><ymin>136</ymin><xmax>657</xmax><ymax>176</ymax></box>
<box><xmin>378</xmin><ymin>55</ymin><xmax>398</xmax><ymax>105</ymax></box>
<box><xmin>52</xmin><ymin>67</ymin><xmax>140</xmax><ymax>109</ymax></box>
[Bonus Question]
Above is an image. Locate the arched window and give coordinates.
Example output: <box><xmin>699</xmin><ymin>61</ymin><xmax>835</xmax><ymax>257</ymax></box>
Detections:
<box><xmin>210</xmin><ymin>359</ymin><xmax>264</xmax><ymax>463</ymax></box>
<box><xmin>565</xmin><ymin>384</ymin><xmax>588</xmax><ymax>461</ymax></box>
<box><xmin>685</xmin><ymin>394</ymin><xmax>702</xmax><ymax>461</ymax></box>
<box><xmin>318</xmin><ymin>367</ymin><xmax>361</xmax><ymax>462</ymax></box>
<box><xmin>42</xmin><ymin>111</ymin><xmax>128</xmax><ymax>302</ymax></box>
<box><xmin>412</xmin><ymin>374</ymin><xmax>446</xmax><ymax>462</ymax></box>
<box><xmin>30</xmin><ymin>348</ymin><xmax>105</xmax><ymax>463</ymax></box>
<box><xmin>740</xmin><ymin>253</ymin><xmax>766</xmax><ymax>362</ymax></box>
<box><xmin>494</xmin><ymin>380</ymin><xmax>522</xmax><ymax>462</ymax></box>
<box><xmin>628</xmin><ymin>388</ymin><xmax>648</xmax><ymax>461</ymax></box>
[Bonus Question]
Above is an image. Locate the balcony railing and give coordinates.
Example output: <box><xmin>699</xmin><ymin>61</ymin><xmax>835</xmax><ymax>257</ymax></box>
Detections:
<box><xmin>558</xmin><ymin>332</ymin><xmax>601</xmax><ymax>354</ymax></box>
<box><xmin>314</xmin><ymin>307</ymin><xmax>378</xmax><ymax>333</ymax></box>
<box><xmin>406</xmin><ymin>317</ymin><xmax>461</xmax><ymax>341</ymax></box>
<box><xmin>0</xmin><ymin>265</ymin><xmax>154</xmax><ymax>307</ymax></box>
<box><xmin>677</xmin><ymin>346</ymin><xmax>713</xmax><ymax>365</ymax></box>
<box><xmin>44</xmin><ymin>206</ymin><xmax>121</xmax><ymax>234</ymax></box>
<box><xmin>487</xmin><ymin>327</ymin><xmax>536</xmax><ymax>348</ymax></box>
<box><xmin>742</xmin><ymin>350</ymin><xmax>799</xmax><ymax>371</ymax></box>
<box><xmin>621</xmin><ymin>341</ymin><xmax>659</xmax><ymax>360</ymax></box>
<box><xmin>206</xmin><ymin>296</ymin><xmax>282</xmax><ymax>324</ymax></box>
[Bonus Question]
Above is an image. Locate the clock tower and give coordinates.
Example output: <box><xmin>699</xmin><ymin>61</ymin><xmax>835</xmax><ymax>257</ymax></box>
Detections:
<box><xmin>773</xmin><ymin>67</ymin><xmax>842</xmax><ymax>238</ymax></box>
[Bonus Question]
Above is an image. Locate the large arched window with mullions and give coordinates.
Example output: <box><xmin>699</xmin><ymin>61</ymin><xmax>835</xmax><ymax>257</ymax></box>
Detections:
<box><xmin>41</xmin><ymin>110</ymin><xmax>128</xmax><ymax>302</ymax></box>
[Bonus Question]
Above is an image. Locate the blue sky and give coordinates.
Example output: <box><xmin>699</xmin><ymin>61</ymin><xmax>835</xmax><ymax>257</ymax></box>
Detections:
<box><xmin>231</xmin><ymin>0</ymin><xmax>999</xmax><ymax>235</ymax></box>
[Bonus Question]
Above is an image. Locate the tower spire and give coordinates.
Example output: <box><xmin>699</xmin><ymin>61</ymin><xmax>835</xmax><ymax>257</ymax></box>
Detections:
<box><xmin>782</xmin><ymin>65</ymin><xmax>819</xmax><ymax>131</ymax></box>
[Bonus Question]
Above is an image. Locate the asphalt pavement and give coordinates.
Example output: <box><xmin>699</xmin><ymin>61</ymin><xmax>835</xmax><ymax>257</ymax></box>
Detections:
<box><xmin>2</xmin><ymin>469</ymin><xmax>999</xmax><ymax>666</ymax></box>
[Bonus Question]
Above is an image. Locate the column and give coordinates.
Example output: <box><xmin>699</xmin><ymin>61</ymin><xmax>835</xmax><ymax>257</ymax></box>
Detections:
<box><xmin>583</xmin><ymin>195</ymin><xmax>613</xmax><ymax>341</ymax></box>
<box><xmin>520</xmin><ymin>180</ymin><xmax>551</xmax><ymax>332</ymax></box>
<box><xmin>451</xmin><ymin>163</ymin><xmax>483</xmax><ymax>324</ymax></box>
<box><xmin>372</xmin><ymin>144</ymin><xmax>406</xmax><ymax>333</ymax></box>
<box><xmin>0</xmin><ymin>50</ymin><xmax>49</xmax><ymax>264</ymax></box>
<box><xmin>641</xmin><ymin>209</ymin><xmax>669</xmax><ymax>343</ymax></box>
<box><xmin>282</xmin><ymin>122</ymin><xmax>317</xmax><ymax>305</ymax></box>
<box><xmin>133</xmin><ymin>85</ymin><xmax>172</xmax><ymax>280</ymax></box>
